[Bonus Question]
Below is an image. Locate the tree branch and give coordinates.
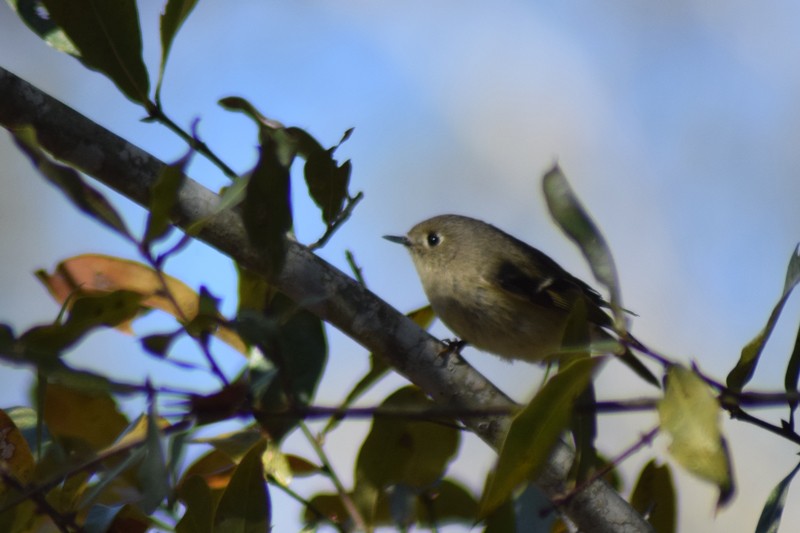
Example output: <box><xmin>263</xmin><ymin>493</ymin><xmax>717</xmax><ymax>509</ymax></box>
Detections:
<box><xmin>0</xmin><ymin>65</ymin><xmax>653</xmax><ymax>533</ymax></box>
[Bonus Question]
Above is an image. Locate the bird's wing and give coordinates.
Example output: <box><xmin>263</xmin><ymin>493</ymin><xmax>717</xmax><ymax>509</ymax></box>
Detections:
<box><xmin>492</xmin><ymin>244</ymin><xmax>613</xmax><ymax>328</ymax></box>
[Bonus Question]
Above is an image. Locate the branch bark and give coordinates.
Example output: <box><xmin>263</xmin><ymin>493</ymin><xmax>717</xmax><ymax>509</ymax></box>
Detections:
<box><xmin>0</xmin><ymin>65</ymin><xmax>653</xmax><ymax>533</ymax></box>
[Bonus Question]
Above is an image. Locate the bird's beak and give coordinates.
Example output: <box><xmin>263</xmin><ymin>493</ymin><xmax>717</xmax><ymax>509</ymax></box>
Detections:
<box><xmin>383</xmin><ymin>234</ymin><xmax>411</xmax><ymax>247</ymax></box>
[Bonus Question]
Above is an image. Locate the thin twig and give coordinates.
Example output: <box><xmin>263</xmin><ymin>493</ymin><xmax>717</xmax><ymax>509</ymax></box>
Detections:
<box><xmin>267</xmin><ymin>474</ymin><xmax>347</xmax><ymax>533</ymax></box>
<box><xmin>300</xmin><ymin>422</ymin><xmax>367</xmax><ymax>531</ymax></box>
<box><xmin>147</xmin><ymin>103</ymin><xmax>238</xmax><ymax>180</ymax></box>
<box><xmin>0</xmin><ymin>464</ymin><xmax>79</xmax><ymax>532</ymax></box>
<box><xmin>345</xmin><ymin>249</ymin><xmax>366</xmax><ymax>286</ymax></box>
<box><xmin>549</xmin><ymin>425</ymin><xmax>660</xmax><ymax>513</ymax></box>
<box><xmin>144</xmin><ymin>251</ymin><xmax>229</xmax><ymax>386</ymax></box>
<box><xmin>309</xmin><ymin>192</ymin><xmax>364</xmax><ymax>250</ymax></box>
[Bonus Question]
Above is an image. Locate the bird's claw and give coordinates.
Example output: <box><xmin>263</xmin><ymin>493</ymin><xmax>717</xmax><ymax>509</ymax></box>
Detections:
<box><xmin>439</xmin><ymin>338</ymin><xmax>467</xmax><ymax>358</ymax></box>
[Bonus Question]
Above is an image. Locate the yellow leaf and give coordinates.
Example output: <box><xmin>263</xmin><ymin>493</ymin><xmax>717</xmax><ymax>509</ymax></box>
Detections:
<box><xmin>0</xmin><ymin>409</ymin><xmax>35</xmax><ymax>494</ymax></box>
<box><xmin>658</xmin><ymin>366</ymin><xmax>734</xmax><ymax>507</ymax></box>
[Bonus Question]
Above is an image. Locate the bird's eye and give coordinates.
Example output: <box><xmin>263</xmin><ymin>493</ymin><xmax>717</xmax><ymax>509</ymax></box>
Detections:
<box><xmin>426</xmin><ymin>232</ymin><xmax>440</xmax><ymax>247</ymax></box>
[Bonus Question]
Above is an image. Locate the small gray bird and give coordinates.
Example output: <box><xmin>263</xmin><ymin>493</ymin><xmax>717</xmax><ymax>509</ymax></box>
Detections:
<box><xmin>384</xmin><ymin>214</ymin><xmax>617</xmax><ymax>363</ymax></box>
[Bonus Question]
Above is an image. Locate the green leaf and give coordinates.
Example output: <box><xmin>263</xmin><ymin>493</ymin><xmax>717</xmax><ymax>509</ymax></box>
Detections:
<box><xmin>6</xmin><ymin>0</ymin><xmax>79</xmax><ymax>54</ymax></box>
<box><xmin>542</xmin><ymin>164</ymin><xmax>624</xmax><ymax>328</ymax></box>
<box><xmin>143</xmin><ymin>152</ymin><xmax>190</xmax><ymax>246</ymax></box>
<box><xmin>176</xmin><ymin>476</ymin><xmax>214</xmax><ymax>533</ymax></box>
<box><xmin>417</xmin><ymin>480</ymin><xmax>478</xmax><ymax>527</ymax></box>
<box><xmin>137</xmin><ymin>408</ymin><xmax>170</xmax><ymax>514</ymax></box>
<box><xmin>20</xmin><ymin>290</ymin><xmax>144</xmax><ymax>356</ymax></box>
<box><xmin>658</xmin><ymin>365</ymin><xmax>734</xmax><ymax>508</ymax></box>
<box><xmin>236</xmin><ymin>264</ymin><xmax>271</xmax><ymax>314</ymax></box>
<box><xmin>213</xmin><ymin>440</ymin><xmax>271</xmax><ymax>533</ymax></box>
<box><xmin>630</xmin><ymin>459</ymin><xmax>676</xmax><ymax>533</ymax></box>
<box><xmin>288</xmin><ymin>127</ymin><xmax>351</xmax><ymax>225</ymax></box>
<box><xmin>484</xmin><ymin>484</ymin><xmax>555</xmax><ymax>533</ymax></box>
<box><xmin>755</xmin><ymin>461</ymin><xmax>800</xmax><ymax>533</ymax></box>
<box><xmin>79</xmin><ymin>446</ymin><xmax>146</xmax><ymax>509</ymax></box>
<box><xmin>242</xmin><ymin>135</ymin><xmax>292</xmax><ymax>277</ymax></box>
<box><xmin>728</xmin><ymin>244</ymin><xmax>800</xmax><ymax>392</ymax></box>
<box><xmin>39</xmin><ymin>0</ymin><xmax>150</xmax><ymax>103</ymax></box>
<box><xmin>11</xmin><ymin>125</ymin><xmax>131</xmax><ymax>239</ymax></box>
<box><xmin>784</xmin><ymin>325</ymin><xmax>800</xmax><ymax>427</ymax></box>
<box><xmin>193</xmin><ymin>428</ymin><xmax>263</xmax><ymax>462</ymax></box>
<box><xmin>241</xmin><ymin>293</ymin><xmax>327</xmax><ymax>441</ymax></box>
<box><xmin>479</xmin><ymin>356</ymin><xmax>604</xmax><ymax>516</ymax></box>
<box><xmin>356</xmin><ymin>386</ymin><xmax>460</xmax><ymax>490</ymax></box>
<box><xmin>84</xmin><ymin>504</ymin><xmax>154</xmax><ymax>533</ymax></box>
<box><xmin>321</xmin><ymin>305</ymin><xmax>435</xmax><ymax>436</ymax></box>
<box><xmin>307</xmin><ymin>479</ymin><xmax>476</xmax><ymax>530</ymax></box>
<box><xmin>156</xmin><ymin>0</ymin><xmax>199</xmax><ymax>99</ymax></box>
<box><xmin>140</xmin><ymin>330</ymin><xmax>181</xmax><ymax>358</ymax></box>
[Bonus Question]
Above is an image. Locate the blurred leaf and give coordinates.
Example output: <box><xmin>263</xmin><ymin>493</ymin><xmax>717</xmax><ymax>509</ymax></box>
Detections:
<box><xmin>308</xmin><ymin>479</ymin><xmax>477</xmax><ymax>530</ymax></box>
<box><xmin>484</xmin><ymin>484</ymin><xmax>555</xmax><ymax>533</ymax></box>
<box><xmin>417</xmin><ymin>480</ymin><xmax>478</xmax><ymax>527</ymax></box>
<box><xmin>242</xmin><ymin>293</ymin><xmax>327</xmax><ymax>442</ymax></box>
<box><xmin>755</xmin><ymin>461</ymin><xmax>800</xmax><ymax>533</ymax></box>
<box><xmin>784</xmin><ymin>325</ymin><xmax>800</xmax><ymax>428</ymax></box>
<box><xmin>176</xmin><ymin>475</ymin><xmax>214</xmax><ymax>533</ymax></box>
<box><xmin>213</xmin><ymin>440</ymin><xmax>270</xmax><ymax>532</ymax></box>
<box><xmin>179</xmin><ymin>449</ymin><xmax>235</xmax><ymax>491</ymax></box>
<box><xmin>140</xmin><ymin>330</ymin><xmax>181</xmax><ymax>358</ymax></box>
<box><xmin>193</xmin><ymin>428</ymin><xmax>263</xmax><ymax>463</ymax></box>
<box><xmin>356</xmin><ymin>386</ymin><xmax>460</xmax><ymax>490</ymax></box>
<box><xmin>236</xmin><ymin>265</ymin><xmax>271</xmax><ymax>314</ymax></box>
<box><xmin>6</xmin><ymin>0</ymin><xmax>79</xmax><ymax>54</ymax></box>
<box><xmin>262</xmin><ymin>441</ymin><xmax>292</xmax><ymax>487</ymax></box>
<box><xmin>84</xmin><ymin>504</ymin><xmax>153</xmax><ymax>533</ymax></box>
<box><xmin>43</xmin><ymin>382</ymin><xmax>128</xmax><ymax>452</ymax></box>
<box><xmin>11</xmin><ymin>125</ymin><xmax>131</xmax><ymax>239</ymax></box>
<box><xmin>658</xmin><ymin>365</ymin><xmax>734</xmax><ymax>508</ymax></box>
<box><xmin>137</xmin><ymin>410</ymin><xmax>169</xmax><ymax>514</ymax></box>
<box><xmin>322</xmin><ymin>305</ymin><xmax>434</xmax><ymax>436</ymax></box>
<box><xmin>188</xmin><ymin>379</ymin><xmax>250</xmax><ymax>425</ymax></box>
<box><xmin>218</xmin><ymin>96</ymin><xmax>294</xmax><ymax>165</ymax></box>
<box><xmin>79</xmin><ymin>446</ymin><xmax>146</xmax><ymax>510</ymax></box>
<box><xmin>5</xmin><ymin>407</ymin><xmax>40</xmax><ymax>454</ymax></box>
<box><xmin>0</xmin><ymin>409</ymin><xmax>36</xmax><ymax>499</ymax></box>
<box><xmin>542</xmin><ymin>164</ymin><xmax>624</xmax><ymax>328</ymax></box>
<box><xmin>20</xmin><ymin>290</ymin><xmax>143</xmax><ymax>356</ymax></box>
<box><xmin>479</xmin><ymin>356</ymin><xmax>604</xmax><ymax>516</ymax></box>
<box><xmin>219</xmin><ymin>97</ymin><xmax>276</xmax><ymax>127</ymax></box>
<box><xmin>242</xmin><ymin>135</ymin><xmax>292</xmax><ymax>277</ymax></box>
<box><xmin>288</xmin><ymin>127</ymin><xmax>351</xmax><ymax>225</ymax></box>
<box><xmin>219</xmin><ymin>97</ymin><xmax>354</xmax><ymax>228</ymax></box>
<box><xmin>143</xmin><ymin>152</ymin><xmax>189</xmax><ymax>246</ymax></box>
<box><xmin>36</xmin><ymin>254</ymin><xmax>247</xmax><ymax>354</ymax></box>
<box><xmin>156</xmin><ymin>0</ymin><xmax>199</xmax><ymax>98</ymax></box>
<box><xmin>570</xmin><ymin>380</ymin><xmax>597</xmax><ymax>484</ymax></box>
<box><xmin>630</xmin><ymin>459</ymin><xmax>676</xmax><ymax>533</ymax></box>
<box><xmin>728</xmin><ymin>244</ymin><xmax>800</xmax><ymax>392</ymax></box>
<box><xmin>284</xmin><ymin>454</ymin><xmax>320</xmax><ymax>477</ymax></box>
<box><xmin>39</xmin><ymin>0</ymin><xmax>150</xmax><ymax>103</ymax></box>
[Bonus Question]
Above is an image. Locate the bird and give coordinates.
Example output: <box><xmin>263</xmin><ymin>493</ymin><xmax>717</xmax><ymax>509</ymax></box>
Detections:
<box><xmin>384</xmin><ymin>214</ymin><xmax>621</xmax><ymax>363</ymax></box>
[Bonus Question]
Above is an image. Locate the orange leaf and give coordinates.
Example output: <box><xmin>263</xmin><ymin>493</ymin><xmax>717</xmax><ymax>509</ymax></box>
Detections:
<box><xmin>36</xmin><ymin>254</ymin><xmax>247</xmax><ymax>355</ymax></box>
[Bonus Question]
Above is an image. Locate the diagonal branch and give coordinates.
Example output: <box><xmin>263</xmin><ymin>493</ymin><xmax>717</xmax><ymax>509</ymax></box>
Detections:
<box><xmin>0</xmin><ymin>65</ymin><xmax>653</xmax><ymax>533</ymax></box>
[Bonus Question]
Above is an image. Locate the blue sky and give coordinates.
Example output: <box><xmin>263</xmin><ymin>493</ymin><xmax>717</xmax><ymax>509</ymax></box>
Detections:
<box><xmin>3</xmin><ymin>1</ymin><xmax>800</xmax><ymax>530</ymax></box>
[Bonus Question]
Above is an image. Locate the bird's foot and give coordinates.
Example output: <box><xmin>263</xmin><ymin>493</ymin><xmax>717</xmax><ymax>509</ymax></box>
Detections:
<box><xmin>439</xmin><ymin>338</ymin><xmax>467</xmax><ymax>358</ymax></box>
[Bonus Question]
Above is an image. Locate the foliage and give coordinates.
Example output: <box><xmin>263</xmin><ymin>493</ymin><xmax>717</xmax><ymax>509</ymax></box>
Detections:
<box><xmin>4</xmin><ymin>2</ymin><xmax>800</xmax><ymax>533</ymax></box>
